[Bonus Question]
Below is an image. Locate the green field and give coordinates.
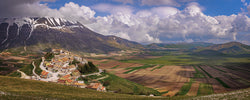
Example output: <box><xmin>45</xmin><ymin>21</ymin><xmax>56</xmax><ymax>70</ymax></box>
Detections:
<box><xmin>123</xmin><ymin>64</ymin><xmax>155</xmax><ymax>74</ymax></box>
<box><xmin>100</xmin><ymin>73</ymin><xmax>161</xmax><ymax>96</ymax></box>
<box><xmin>175</xmin><ymin>78</ymin><xmax>194</xmax><ymax>96</ymax></box>
<box><xmin>150</xmin><ymin>65</ymin><xmax>164</xmax><ymax>71</ymax></box>
<box><xmin>197</xmin><ymin>66</ymin><xmax>213</xmax><ymax>78</ymax></box>
<box><xmin>193</xmin><ymin>66</ymin><xmax>206</xmax><ymax>78</ymax></box>
<box><xmin>120</xmin><ymin>53</ymin><xmax>250</xmax><ymax>66</ymax></box>
<box><xmin>111</xmin><ymin>65</ymin><xmax>120</xmax><ymax>69</ymax></box>
<box><xmin>197</xmin><ymin>83</ymin><xmax>213</xmax><ymax>96</ymax></box>
<box><xmin>215</xmin><ymin>78</ymin><xmax>230</xmax><ymax>88</ymax></box>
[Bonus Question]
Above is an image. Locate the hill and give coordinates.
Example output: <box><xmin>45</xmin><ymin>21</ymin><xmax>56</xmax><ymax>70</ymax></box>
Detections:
<box><xmin>194</xmin><ymin>42</ymin><xmax>250</xmax><ymax>55</ymax></box>
<box><xmin>1</xmin><ymin>75</ymin><xmax>249</xmax><ymax>99</ymax></box>
<box><xmin>0</xmin><ymin>17</ymin><xmax>142</xmax><ymax>53</ymax></box>
<box><xmin>0</xmin><ymin>76</ymin><xmax>158</xmax><ymax>100</ymax></box>
<box><xmin>192</xmin><ymin>50</ymin><xmax>226</xmax><ymax>56</ymax></box>
<box><xmin>146</xmin><ymin>42</ymin><xmax>213</xmax><ymax>49</ymax></box>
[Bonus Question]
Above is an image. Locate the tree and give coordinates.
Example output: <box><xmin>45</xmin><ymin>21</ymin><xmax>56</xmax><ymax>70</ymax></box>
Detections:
<box><xmin>70</xmin><ymin>59</ymin><xmax>80</xmax><ymax>65</ymax></box>
<box><xmin>44</xmin><ymin>52</ymin><xmax>54</xmax><ymax>60</ymax></box>
<box><xmin>77</xmin><ymin>62</ymin><xmax>99</xmax><ymax>74</ymax></box>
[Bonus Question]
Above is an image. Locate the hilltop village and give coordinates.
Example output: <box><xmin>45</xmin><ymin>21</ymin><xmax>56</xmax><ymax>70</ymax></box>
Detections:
<box><xmin>20</xmin><ymin>49</ymin><xmax>106</xmax><ymax>92</ymax></box>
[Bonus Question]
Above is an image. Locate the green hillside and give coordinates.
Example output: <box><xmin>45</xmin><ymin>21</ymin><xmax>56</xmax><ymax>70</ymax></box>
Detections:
<box><xmin>1</xmin><ymin>76</ymin><xmax>249</xmax><ymax>100</ymax></box>
<box><xmin>147</xmin><ymin>42</ymin><xmax>213</xmax><ymax>49</ymax></box>
<box><xmin>196</xmin><ymin>42</ymin><xmax>250</xmax><ymax>55</ymax></box>
<box><xmin>0</xmin><ymin>76</ymin><xmax>163</xmax><ymax>100</ymax></box>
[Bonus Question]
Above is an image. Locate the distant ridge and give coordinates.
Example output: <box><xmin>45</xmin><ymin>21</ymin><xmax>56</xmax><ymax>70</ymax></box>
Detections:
<box><xmin>146</xmin><ymin>42</ymin><xmax>213</xmax><ymax>49</ymax></box>
<box><xmin>194</xmin><ymin>41</ymin><xmax>250</xmax><ymax>55</ymax></box>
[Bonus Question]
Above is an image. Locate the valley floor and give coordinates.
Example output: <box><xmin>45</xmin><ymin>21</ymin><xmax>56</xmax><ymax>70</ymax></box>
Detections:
<box><xmin>88</xmin><ymin>58</ymin><xmax>250</xmax><ymax>97</ymax></box>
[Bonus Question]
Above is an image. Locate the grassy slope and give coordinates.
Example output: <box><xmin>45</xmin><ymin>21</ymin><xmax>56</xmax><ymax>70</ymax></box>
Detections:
<box><xmin>34</xmin><ymin>59</ymin><xmax>42</xmax><ymax>75</ymax></box>
<box><xmin>197</xmin><ymin>83</ymin><xmax>213</xmax><ymax>96</ymax></box>
<box><xmin>193</xmin><ymin>87</ymin><xmax>250</xmax><ymax>100</ymax></box>
<box><xmin>0</xmin><ymin>76</ymin><xmax>164</xmax><ymax>100</ymax></box>
<box><xmin>1</xmin><ymin>76</ymin><xmax>249</xmax><ymax>100</ymax></box>
<box><xmin>101</xmin><ymin>73</ymin><xmax>161</xmax><ymax>96</ymax></box>
<box><xmin>19</xmin><ymin>64</ymin><xmax>33</xmax><ymax>76</ymax></box>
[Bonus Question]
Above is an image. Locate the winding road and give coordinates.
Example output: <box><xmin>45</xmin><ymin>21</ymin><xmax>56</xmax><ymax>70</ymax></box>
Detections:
<box><xmin>81</xmin><ymin>69</ymin><xmax>103</xmax><ymax>77</ymax></box>
<box><xmin>17</xmin><ymin>70</ymin><xmax>30</xmax><ymax>79</ymax></box>
<box><xmin>32</xmin><ymin>61</ymin><xmax>40</xmax><ymax>79</ymax></box>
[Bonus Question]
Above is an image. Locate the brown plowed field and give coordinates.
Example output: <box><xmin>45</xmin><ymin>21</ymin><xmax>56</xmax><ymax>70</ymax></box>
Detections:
<box><xmin>200</xmin><ymin>66</ymin><xmax>249</xmax><ymax>89</ymax></box>
<box><xmin>186</xmin><ymin>82</ymin><xmax>200</xmax><ymax>96</ymax></box>
<box><xmin>106</xmin><ymin>63</ymin><xmax>194</xmax><ymax>96</ymax></box>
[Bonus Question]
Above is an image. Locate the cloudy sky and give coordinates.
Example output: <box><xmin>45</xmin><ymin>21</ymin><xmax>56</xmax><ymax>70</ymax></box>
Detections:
<box><xmin>1</xmin><ymin>0</ymin><xmax>250</xmax><ymax>44</ymax></box>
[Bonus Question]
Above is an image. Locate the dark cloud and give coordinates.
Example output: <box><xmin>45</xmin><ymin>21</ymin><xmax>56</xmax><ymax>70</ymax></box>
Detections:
<box><xmin>0</xmin><ymin>0</ymin><xmax>55</xmax><ymax>17</ymax></box>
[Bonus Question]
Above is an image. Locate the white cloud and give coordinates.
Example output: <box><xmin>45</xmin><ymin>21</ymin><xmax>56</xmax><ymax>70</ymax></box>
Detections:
<box><xmin>58</xmin><ymin>2</ymin><xmax>250</xmax><ymax>44</ymax></box>
<box><xmin>151</xmin><ymin>7</ymin><xmax>179</xmax><ymax>18</ymax></box>
<box><xmin>58</xmin><ymin>2</ymin><xmax>96</xmax><ymax>24</ymax></box>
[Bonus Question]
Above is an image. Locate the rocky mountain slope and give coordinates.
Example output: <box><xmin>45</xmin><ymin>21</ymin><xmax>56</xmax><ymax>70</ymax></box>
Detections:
<box><xmin>0</xmin><ymin>17</ymin><xmax>142</xmax><ymax>53</ymax></box>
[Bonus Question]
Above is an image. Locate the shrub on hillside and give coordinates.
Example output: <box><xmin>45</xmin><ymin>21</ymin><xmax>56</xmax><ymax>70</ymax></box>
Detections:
<box><xmin>77</xmin><ymin>62</ymin><xmax>98</xmax><ymax>74</ymax></box>
<box><xmin>44</xmin><ymin>52</ymin><xmax>54</xmax><ymax>60</ymax></box>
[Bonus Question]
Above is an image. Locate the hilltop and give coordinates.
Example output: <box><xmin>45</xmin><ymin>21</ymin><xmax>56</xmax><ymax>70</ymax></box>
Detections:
<box><xmin>193</xmin><ymin>41</ymin><xmax>250</xmax><ymax>55</ymax></box>
<box><xmin>146</xmin><ymin>42</ymin><xmax>213</xmax><ymax>50</ymax></box>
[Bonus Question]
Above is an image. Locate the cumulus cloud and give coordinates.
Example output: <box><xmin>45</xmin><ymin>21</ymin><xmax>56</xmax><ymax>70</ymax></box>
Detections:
<box><xmin>59</xmin><ymin>2</ymin><xmax>96</xmax><ymax>24</ymax></box>
<box><xmin>86</xmin><ymin>2</ymin><xmax>249</xmax><ymax>43</ymax></box>
<box><xmin>0</xmin><ymin>0</ymin><xmax>57</xmax><ymax>17</ymax></box>
<box><xmin>0</xmin><ymin>0</ymin><xmax>249</xmax><ymax>44</ymax></box>
<box><xmin>151</xmin><ymin>7</ymin><xmax>179</xmax><ymax>18</ymax></box>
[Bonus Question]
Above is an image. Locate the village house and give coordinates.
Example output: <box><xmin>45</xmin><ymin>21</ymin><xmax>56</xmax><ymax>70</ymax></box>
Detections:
<box><xmin>65</xmin><ymin>79</ymin><xmax>73</xmax><ymax>85</ymax></box>
<box><xmin>87</xmin><ymin>83</ymin><xmax>106</xmax><ymax>92</ymax></box>
<box><xmin>52</xmin><ymin>49</ymin><xmax>61</xmax><ymax>54</ymax></box>
<box><xmin>71</xmin><ymin>70</ymin><xmax>80</xmax><ymax>76</ymax></box>
<box><xmin>39</xmin><ymin>49</ymin><xmax>108</xmax><ymax>92</ymax></box>
<box><xmin>40</xmin><ymin>70</ymin><xmax>52</xmax><ymax>79</ymax></box>
<box><xmin>73</xmin><ymin>81</ymin><xmax>86</xmax><ymax>88</ymax></box>
<box><xmin>47</xmin><ymin>65</ymin><xmax>54</xmax><ymax>72</ymax></box>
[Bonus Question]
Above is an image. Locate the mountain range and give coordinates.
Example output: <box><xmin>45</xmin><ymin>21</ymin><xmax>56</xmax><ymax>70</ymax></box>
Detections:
<box><xmin>0</xmin><ymin>17</ymin><xmax>142</xmax><ymax>53</ymax></box>
<box><xmin>0</xmin><ymin>17</ymin><xmax>249</xmax><ymax>55</ymax></box>
<box><xmin>192</xmin><ymin>41</ymin><xmax>250</xmax><ymax>55</ymax></box>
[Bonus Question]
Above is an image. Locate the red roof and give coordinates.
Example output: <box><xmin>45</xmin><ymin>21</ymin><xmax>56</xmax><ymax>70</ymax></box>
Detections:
<box><xmin>47</xmin><ymin>65</ymin><xmax>54</xmax><ymax>68</ymax></box>
<box><xmin>57</xmin><ymin>79</ymin><xmax>66</xmax><ymax>83</ymax></box>
<box><xmin>88</xmin><ymin>83</ymin><xmax>101</xmax><ymax>89</ymax></box>
<box><xmin>66</xmin><ymin>79</ymin><xmax>73</xmax><ymax>83</ymax></box>
<box><xmin>63</xmin><ymin>74</ymin><xmax>71</xmax><ymax>79</ymax></box>
<box><xmin>41</xmin><ymin>70</ymin><xmax>49</xmax><ymax>76</ymax></box>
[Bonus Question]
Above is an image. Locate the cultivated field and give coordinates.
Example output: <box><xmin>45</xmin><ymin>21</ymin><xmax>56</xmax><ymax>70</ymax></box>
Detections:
<box><xmin>89</xmin><ymin>59</ymin><xmax>250</xmax><ymax>96</ymax></box>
